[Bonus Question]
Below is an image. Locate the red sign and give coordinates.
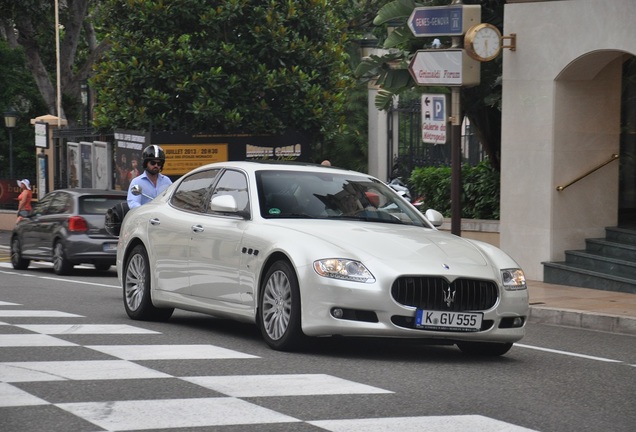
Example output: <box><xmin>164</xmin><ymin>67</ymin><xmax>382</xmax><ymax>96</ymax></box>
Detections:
<box><xmin>0</xmin><ymin>180</ymin><xmax>20</xmax><ymax>206</ymax></box>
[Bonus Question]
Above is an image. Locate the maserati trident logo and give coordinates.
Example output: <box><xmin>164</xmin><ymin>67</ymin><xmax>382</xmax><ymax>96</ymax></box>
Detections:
<box><xmin>443</xmin><ymin>286</ymin><xmax>456</xmax><ymax>307</ymax></box>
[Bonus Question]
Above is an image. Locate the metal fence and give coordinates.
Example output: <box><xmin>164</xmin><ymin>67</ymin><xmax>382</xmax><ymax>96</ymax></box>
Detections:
<box><xmin>388</xmin><ymin>98</ymin><xmax>485</xmax><ymax>181</ymax></box>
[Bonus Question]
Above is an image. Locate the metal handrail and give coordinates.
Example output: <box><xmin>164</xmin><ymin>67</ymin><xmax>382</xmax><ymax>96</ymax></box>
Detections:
<box><xmin>556</xmin><ymin>153</ymin><xmax>619</xmax><ymax>192</ymax></box>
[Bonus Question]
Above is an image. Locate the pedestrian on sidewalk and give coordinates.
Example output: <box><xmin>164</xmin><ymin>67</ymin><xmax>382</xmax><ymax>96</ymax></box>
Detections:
<box><xmin>16</xmin><ymin>179</ymin><xmax>33</xmax><ymax>222</ymax></box>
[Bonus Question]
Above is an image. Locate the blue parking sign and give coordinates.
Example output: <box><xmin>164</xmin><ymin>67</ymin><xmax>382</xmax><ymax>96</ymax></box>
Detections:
<box><xmin>433</xmin><ymin>97</ymin><xmax>445</xmax><ymax>122</ymax></box>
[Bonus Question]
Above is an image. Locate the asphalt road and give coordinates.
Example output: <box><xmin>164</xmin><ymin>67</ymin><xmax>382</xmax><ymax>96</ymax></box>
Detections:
<box><xmin>0</xmin><ymin>261</ymin><xmax>634</xmax><ymax>432</ymax></box>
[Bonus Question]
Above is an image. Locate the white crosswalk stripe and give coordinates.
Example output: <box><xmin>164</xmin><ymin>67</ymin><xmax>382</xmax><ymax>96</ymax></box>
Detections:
<box><xmin>86</xmin><ymin>343</ymin><xmax>259</xmax><ymax>360</ymax></box>
<box><xmin>57</xmin><ymin>397</ymin><xmax>300</xmax><ymax>430</ymax></box>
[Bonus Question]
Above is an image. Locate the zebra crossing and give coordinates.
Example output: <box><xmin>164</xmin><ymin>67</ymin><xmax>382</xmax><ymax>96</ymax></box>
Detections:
<box><xmin>0</xmin><ymin>300</ymin><xmax>538</xmax><ymax>431</ymax></box>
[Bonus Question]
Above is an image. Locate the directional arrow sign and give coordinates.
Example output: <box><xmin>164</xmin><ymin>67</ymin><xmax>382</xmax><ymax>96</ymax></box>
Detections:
<box><xmin>408</xmin><ymin>5</ymin><xmax>480</xmax><ymax>37</ymax></box>
<box><xmin>422</xmin><ymin>94</ymin><xmax>449</xmax><ymax>145</ymax></box>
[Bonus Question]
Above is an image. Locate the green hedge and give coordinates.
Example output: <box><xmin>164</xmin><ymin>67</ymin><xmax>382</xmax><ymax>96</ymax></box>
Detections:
<box><xmin>409</xmin><ymin>160</ymin><xmax>500</xmax><ymax>220</ymax></box>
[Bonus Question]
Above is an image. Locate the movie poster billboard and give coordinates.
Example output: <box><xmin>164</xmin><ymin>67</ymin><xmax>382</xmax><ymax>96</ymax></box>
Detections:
<box><xmin>114</xmin><ymin>130</ymin><xmax>147</xmax><ymax>191</ymax></box>
<box><xmin>80</xmin><ymin>142</ymin><xmax>93</xmax><ymax>188</ymax></box>
<box><xmin>110</xmin><ymin>129</ymin><xmax>310</xmax><ymax>183</ymax></box>
<box><xmin>93</xmin><ymin>141</ymin><xmax>110</xmax><ymax>189</ymax></box>
<box><xmin>67</xmin><ymin>142</ymin><xmax>80</xmax><ymax>188</ymax></box>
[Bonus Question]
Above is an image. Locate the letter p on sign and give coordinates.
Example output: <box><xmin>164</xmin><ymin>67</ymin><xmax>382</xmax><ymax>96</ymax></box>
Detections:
<box><xmin>433</xmin><ymin>97</ymin><xmax>445</xmax><ymax>121</ymax></box>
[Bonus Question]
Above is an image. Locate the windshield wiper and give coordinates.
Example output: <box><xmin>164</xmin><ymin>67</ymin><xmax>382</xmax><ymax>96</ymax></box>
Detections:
<box><xmin>330</xmin><ymin>215</ymin><xmax>404</xmax><ymax>224</ymax></box>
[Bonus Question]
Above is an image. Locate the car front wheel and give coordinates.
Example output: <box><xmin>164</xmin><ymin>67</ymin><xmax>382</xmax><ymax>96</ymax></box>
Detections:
<box><xmin>123</xmin><ymin>244</ymin><xmax>173</xmax><ymax>321</ymax></box>
<box><xmin>10</xmin><ymin>237</ymin><xmax>30</xmax><ymax>270</ymax></box>
<box><xmin>258</xmin><ymin>260</ymin><xmax>305</xmax><ymax>351</ymax></box>
<box><xmin>53</xmin><ymin>241</ymin><xmax>73</xmax><ymax>275</ymax></box>
<box><xmin>456</xmin><ymin>341</ymin><xmax>513</xmax><ymax>356</ymax></box>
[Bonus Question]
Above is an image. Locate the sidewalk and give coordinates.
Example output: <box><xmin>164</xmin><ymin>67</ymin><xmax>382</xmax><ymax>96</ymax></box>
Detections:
<box><xmin>0</xmin><ymin>230</ymin><xmax>634</xmax><ymax>335</ymax></box>
<box><xmin>527</xmin><ymin>280</ymin><xmax>636</xmax><ymax>335</ymax></box>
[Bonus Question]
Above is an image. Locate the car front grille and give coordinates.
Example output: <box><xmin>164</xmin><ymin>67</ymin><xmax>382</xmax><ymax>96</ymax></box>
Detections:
<box><xmin>391</xmin><ymin>277</ymin><xmax>499</xmax><ymax>312</ymax></box>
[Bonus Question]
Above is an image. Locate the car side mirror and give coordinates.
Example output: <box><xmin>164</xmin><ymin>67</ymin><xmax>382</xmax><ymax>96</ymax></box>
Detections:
<box><xmin>210</xmin><ymin>195</ymin><xmax>239</xmax><ymax>213</ymax></box>
<box><xmin>131</xmin><ymin>184</ymin><xmax>142</xmax><ymax>196</ymax></box>
<box><xmin>131</xmin><ymin>184</ymin><xmax>153</xmax><ymax>200</ymax></box>
<box><xmin>424</xmin><ymin>209</ymin><xmax>444</xmax><ymax>227</ymax></box>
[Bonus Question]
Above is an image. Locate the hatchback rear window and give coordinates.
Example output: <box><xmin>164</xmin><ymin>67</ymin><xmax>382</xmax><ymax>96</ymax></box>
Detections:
<box><xmin>80</xmin><ymin>196</ymin><xmax>126</xmax><ymax>214</ymax></box>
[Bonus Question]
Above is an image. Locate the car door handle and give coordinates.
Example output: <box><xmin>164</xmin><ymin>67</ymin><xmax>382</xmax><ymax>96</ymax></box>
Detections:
<box><xmin>192</xmin><ymin>225</ymin><xmax>204</xmax><ymax>233</ymax></box>
<box><xmin>149</xmin><ymin>218</ymin><xmax>160</xmax><ymax>225</ymax></box>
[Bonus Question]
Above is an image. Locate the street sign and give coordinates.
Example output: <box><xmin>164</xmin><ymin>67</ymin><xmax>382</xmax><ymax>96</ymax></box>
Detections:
<box><xmin>421</xmin><ymin>94</ymin><xmax>448</xmax><ymax>145</ymax></box>
<box><xmin>35</xmin><ymin>121</ymin><xmax>49</xmax><ymax>149</ymax></box>
<box><xmin>408</xmin><ymin>5</ymin><xmax>480</xmax><ymax>37</ymax></box>
<box><xmin>408</xmin><ymin>49</ymin><xmax>480</xmax><ymax>87</ymax></box>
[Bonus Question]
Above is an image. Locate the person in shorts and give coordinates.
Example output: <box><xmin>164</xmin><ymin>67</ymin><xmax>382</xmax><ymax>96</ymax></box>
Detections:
<box><xmin>16</xmin><ymin>179</ymin><xmax>33</xmax><ymax>222</ymax></box>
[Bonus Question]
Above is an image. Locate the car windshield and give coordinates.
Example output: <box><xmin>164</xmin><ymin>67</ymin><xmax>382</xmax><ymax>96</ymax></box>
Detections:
<box><xmin>256</xmin><ymin>170</ymin><xmax>427</xmax><ymax>226</ymax></box>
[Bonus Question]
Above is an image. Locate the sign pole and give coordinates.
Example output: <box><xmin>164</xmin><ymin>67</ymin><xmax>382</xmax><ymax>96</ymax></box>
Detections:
<box><xmin>451</xmin><ymin>87</ymin><xmax>461</xmax><ymax>236</ymax></box>
<box><xmin>406</xmin><ymin>0</ymin><xmax>487</xmax><ymax>236</ymax></box>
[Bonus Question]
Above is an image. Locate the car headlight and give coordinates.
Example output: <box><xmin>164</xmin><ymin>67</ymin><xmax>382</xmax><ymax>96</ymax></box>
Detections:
<box><xmin>313</xmin><ymin>259</ymin><xmax>375</xmax><ymax>283</ymax></box>
<box><xmin>501</xmin><ymin>268</ymin><xmax>527</xmax><ymax>290</ymax></box>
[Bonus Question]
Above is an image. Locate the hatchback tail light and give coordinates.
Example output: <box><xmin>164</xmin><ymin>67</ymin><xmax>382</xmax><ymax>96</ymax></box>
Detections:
<box><xmin>68</xmin><ymin>216</ymin><xmax>89</xmax><ymax>232</ymax></box>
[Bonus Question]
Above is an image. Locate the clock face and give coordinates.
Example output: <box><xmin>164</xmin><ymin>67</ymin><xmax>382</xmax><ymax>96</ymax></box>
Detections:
<box><xmin>465</xmin><ymin>24</ymin><xmax>502</xmax><ymax>62</ymax></box>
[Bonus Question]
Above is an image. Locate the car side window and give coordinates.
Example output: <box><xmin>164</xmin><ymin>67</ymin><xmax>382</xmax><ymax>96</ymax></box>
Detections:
<box><xmin>48</xmin><ymin>193</ymin><xmax>72</xmax><ymax>215</ymax></box>
<box><xmin>208</xmin><ymin>170</ymin><xmax>249</xmax><ymax>216</ymax></box>
<box><xmin>32</xmin><ymin>194</ymin><xmax>53</xmax><ymax>216</ymax></box>
<box><xmin>171</xmin><ymin>169</ymin><xmax>221</xmax><ymax>212</ymax></box>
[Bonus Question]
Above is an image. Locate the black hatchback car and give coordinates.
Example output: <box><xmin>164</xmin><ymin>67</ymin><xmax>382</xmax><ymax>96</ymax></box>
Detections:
<box><xmin>10</xmin><ymin>189</ymin><xmax>127</xmax><ymax>275</ymax></box>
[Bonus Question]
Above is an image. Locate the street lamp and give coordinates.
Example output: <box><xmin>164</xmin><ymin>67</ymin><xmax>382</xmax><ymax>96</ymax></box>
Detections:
<box><xmin>80</xmin><ymin>80</ymin><xmax>89</xmax><ymax>126</ymax></box>
<box><xmin>358</xmin><ymin>32</ymin><xmax>378</xmax><ymax>59</ymax></box>
<box><xmin>4</xmin><ymin>107</ymin><xmax>18</xmax><ymax>179</ymax></box>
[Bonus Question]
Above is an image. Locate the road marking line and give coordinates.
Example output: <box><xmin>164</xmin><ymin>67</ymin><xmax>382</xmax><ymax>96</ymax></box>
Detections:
<box><xmin>516</xmin><ymin>343</ymin><xmax>623</xmax><ymax>363</ymax></box>
<box><xmin>183</xmin><ymin>374</ymin><xmax>393</xmax><ymax>398</ymax></box>
<box><xmin>0</xmin><ymin>267</ymin><xmax>119</xmax><ymax>289</ymax></box>
<box><xmin>308</xmin><ymin>415</ymin><xmax>538</xmax><ymax>431</ymax></box>
<box><xmin>57</xmin><ymin>398</ymin><xmax>299</xmax><ymax>430</ymax></box>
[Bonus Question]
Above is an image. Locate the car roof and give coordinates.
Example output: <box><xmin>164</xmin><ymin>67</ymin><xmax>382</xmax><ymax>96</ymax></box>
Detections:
<box><xmin>48</xmin><ymin>188</ymin><xmax>127</xmax><ymax>196</ymax></box>
<box><xmin>192</xmin><ymin>160</ymin><xmax>368</xmax><ymax>176</ymax></box>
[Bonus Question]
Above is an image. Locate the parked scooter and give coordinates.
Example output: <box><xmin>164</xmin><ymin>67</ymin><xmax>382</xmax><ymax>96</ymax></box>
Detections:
<box><xmin>388</xmin><ymin>178</ymin><xmax>424</xmax><ymax>208</ymax></box>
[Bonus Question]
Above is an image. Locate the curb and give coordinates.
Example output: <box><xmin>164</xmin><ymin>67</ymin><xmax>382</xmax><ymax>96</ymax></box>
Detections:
<box><xmin>529</xmin><ymin>306</ymin><xmax>636</xmax><ymax>336</ymax></box>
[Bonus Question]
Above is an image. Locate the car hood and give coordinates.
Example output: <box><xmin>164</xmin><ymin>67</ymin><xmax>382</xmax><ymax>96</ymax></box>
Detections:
<box><xmin>263</xmin><ymin>220</ymin><xmax>489</xmax><ymax>268</ymax></box>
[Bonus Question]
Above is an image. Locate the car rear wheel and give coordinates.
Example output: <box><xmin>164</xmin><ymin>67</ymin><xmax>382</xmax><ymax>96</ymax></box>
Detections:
<box><xmin>456</xmin><ymin>341</ymin><xmax>513</xmax><ymax>356</ymax></box>
<box><xmin>10</xmin><ymin>237</ymin><xmax>30</xmax><ymax>270</ymax></box>
<box><xmin>258</xmin><ymin>260</ymin><xmax>305</xmax><ymax>351</ymax></box>
<box><xmin>53</xmin><ymin>241</ymin><xmax>73</xmax><ymax>275</ymax></box>
<box><xmin>123</xmin><ymin>244</ymin><xmax>173</xmax><ymax>321</ymax></box>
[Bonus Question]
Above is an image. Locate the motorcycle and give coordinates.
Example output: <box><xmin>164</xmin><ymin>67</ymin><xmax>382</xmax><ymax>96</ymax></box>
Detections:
<box><xmin>387</xmin><ymin>178</ymin><xmax>424</xmax><ymax>208</ymax></box>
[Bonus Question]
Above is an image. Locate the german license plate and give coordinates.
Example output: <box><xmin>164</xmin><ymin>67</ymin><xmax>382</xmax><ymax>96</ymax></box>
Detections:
<box><xmin>415</xmin><ymin>310</ymin><xmax>482</xmax><ymax>332</ymax></box>
<box><xmin>102</xmin><ymin>242</ymin><xmax>117</xmax><ymax>252</ymax></box>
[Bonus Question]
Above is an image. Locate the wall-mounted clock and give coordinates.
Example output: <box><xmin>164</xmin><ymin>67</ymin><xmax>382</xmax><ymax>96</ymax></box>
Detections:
<box><xmin>464</xmin><ymin>23</ymin><xmax>502</xmax><ymax>62</ymax></box>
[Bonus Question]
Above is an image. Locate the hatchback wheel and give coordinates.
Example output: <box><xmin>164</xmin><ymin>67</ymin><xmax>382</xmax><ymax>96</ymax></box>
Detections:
<box><xmin>53</xmin><ymin>241</ymin><xmax>73</xmax><ymax>275</ymax></box>
<box><xmin>10</xmin><ymin>237</ymin><xmax>30</xmax><ymax>270</ymax></box>
<box><xmin>258</xmin><ymin>260</ymin><xmax>305</xmax><ymax>351</ymax></box>
<box><xmin>123</xmin><ymin>244</ymin><xmax>173</xmax><ymax>321</ymax></box>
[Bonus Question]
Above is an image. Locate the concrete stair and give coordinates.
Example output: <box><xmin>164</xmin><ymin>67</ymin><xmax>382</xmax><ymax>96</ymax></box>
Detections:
<box><xmin>543</xmin><ymin>227</ymin><xmax>636</xmax><ymax>294</ymax></box>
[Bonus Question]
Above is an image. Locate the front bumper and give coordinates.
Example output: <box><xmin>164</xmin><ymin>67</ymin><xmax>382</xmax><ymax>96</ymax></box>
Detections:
<box><xmin>299</xmin><ymin>271</ymin><xmax>529</xmax><ymax>343</ymax></box>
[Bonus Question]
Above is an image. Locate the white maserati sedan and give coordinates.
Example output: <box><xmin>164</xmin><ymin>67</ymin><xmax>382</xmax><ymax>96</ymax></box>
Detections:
<box><xmin>116</xmin><ymin>161</ymin><xmax>528</xmax><ymax>356</ymax></box>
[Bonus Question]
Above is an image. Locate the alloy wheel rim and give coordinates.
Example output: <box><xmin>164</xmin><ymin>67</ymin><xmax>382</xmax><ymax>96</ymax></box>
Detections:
<box><xmin>125</xmin><ymin>254</ymin><xmax>146</xmax><ymax>311</ymax></box>
<box><xmin>262</xmin><ymin>270</ymin><xmax>292</xmax><ymax>340</ymax></box>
